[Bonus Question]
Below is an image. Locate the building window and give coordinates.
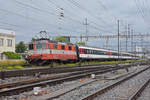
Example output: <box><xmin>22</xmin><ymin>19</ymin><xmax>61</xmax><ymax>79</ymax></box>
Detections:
<box><xmin>0</xmin><ymin>38</ymin><xmax>4</xmax><ymax>46</ymax></box>
<box><xmin>7</xmin><ymin>39</ymin><xmax>12</xmax><ymax>47</ymax></box>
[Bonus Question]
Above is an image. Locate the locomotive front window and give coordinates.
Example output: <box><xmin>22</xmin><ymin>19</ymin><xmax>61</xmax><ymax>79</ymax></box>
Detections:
<box><xmin>36</xmin><ymin>42</ymin><xmax>42</xmax><ymax>49</ymax></box>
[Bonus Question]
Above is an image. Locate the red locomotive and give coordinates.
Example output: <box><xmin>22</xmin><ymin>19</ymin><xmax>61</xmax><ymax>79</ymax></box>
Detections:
<box><xmin>27</xmin><ymin>38</ymin><xmax>78</xmax><ymax>65</ymax></box>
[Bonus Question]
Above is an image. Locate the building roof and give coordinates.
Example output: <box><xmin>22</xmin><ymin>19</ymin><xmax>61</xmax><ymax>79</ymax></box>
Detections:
<box><xmin>0</xmin><ymin>33</ymin><xmax>15</xmax><ymax>38</ymax></box>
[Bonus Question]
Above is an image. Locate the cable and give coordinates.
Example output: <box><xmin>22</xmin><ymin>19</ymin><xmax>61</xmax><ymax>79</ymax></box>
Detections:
<box><xmin>66</xmin><ymin>0</ymin><xmax>116</xmax><ymax>28</ymax></box>
<box><xmin>134</xmin><ymin>0</ymin><xmax>150</xmax><ymax>27</ymax></box>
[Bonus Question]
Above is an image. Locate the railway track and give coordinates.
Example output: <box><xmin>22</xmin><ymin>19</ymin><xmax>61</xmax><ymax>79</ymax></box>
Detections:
<box><xmin>0</xmin><ymin>61</ymin><xmax>145</xmax><ymax>79</ymax></box>
<box><xmin>0</xmin><ymin>64</ymin><xmax>130</xmax><ymax>97</ymax></box>
<box><xmin>80</xmin><ymin>65</ymin><xmax>150</xmax><ymax>100</ymax></box>
<box><xmin>29</xmin><ymin>64</ymin><xmax>144</xmax><ymax>100</ymax></box>
<box><xmin>0</xmin><ymin>66</ymin><xmax>110</xmax><ymax>89</ymax></box>
<box><xmin>129</xmin><ymin>78</ymin><xmax>150</xmax><ymax>100</ymax></box>
<box><xmin>0</xmin><ymin>64</ymin><xmax>114</xmax><ymax>79</ymax></box>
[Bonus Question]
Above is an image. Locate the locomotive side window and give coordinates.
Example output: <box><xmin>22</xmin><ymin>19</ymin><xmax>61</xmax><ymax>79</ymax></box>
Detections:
<box><xmin>61</xmin><ymin>45</ymin><xmax>65</xmax><ymax>50</ymax></box>
<box><xmin>29</xmin><ymin>44</ymin><xmax>33</xmax><ymax>50</ymax></box>
<box><xmin>69</xmin><ymin>46</ymin><xmax>72</xmax><ymax>50</ymax></box>
<box><xmin>53</xmin><ymin>43</ymin><xmax>57</xmax><ymax>49</ymax></box>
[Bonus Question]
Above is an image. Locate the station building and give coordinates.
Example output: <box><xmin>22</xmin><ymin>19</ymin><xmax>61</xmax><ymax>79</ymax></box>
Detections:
<box><xmin>0</xmin><ymin>29</ymin><xmax>15</xmax><ymax>60</ymax></box>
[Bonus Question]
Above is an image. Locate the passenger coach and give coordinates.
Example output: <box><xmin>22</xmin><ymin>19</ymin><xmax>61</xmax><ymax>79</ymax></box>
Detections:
<box><xmin>78</xmin><ymin>46</ymin><xmax>135</xmax><ymax>60</ymax></box>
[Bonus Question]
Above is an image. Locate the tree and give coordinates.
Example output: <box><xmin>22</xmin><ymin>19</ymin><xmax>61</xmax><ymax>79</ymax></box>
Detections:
<box><xmin>15</xmin><ymin>41</ymin><xmax>27</xmax><ymax>53</ymax></box>
<box><xmin>54</xmin><ymin>36</ymin><xmax>70</xmax><ymax>43</ymax></box>
<box><xmin>76</xmin><ymin>41</ymin><xmax>86</xmax><ymax>46</ymax></box>
<box><xmin>31</xmin><ymin>37</ymin><xmax>36</xmax><ymax>41</ymax></box>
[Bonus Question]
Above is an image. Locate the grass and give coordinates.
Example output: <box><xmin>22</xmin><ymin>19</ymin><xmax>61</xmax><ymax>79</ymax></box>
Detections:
<box><xmin>0</xmin><ymin>60</ymin><xmax>27</xmax><ymax>70</ymax></box>
<box><xmin>0</xmin><ymin>59</ymin><xmax>147</xmax><ymax>70</ymax></box>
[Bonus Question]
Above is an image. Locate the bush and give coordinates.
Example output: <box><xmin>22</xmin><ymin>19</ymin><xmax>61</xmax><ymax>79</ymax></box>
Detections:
<box><xmin>15</xmin><ymin>65</ymin><xmax>23</xmax><ymax>70</ymax></box>
<box><xmin>0</xmin><ymin>60</ymin><xmax>27</xmax><ymax>67</ymax></box>
<box><xmin>3</xmin><ymin>52</ymin><xmax>21</xmax><ymax>59</ymax></box>
<box><xmin>6</xmin><ymin>66</ymin><xmax>14</xmax><ymax>70</ymax></box>
<box><xmin>0</xmin><ymin>67</ymin><xmax>2</xmax><ymax>71</ymax></box>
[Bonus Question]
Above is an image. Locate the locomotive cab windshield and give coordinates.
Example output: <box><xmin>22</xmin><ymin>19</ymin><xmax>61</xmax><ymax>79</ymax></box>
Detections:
<box><xmin>29</xmin><ymin>44</ymin><xmax>34</xmax><ymax>50</ymax></box>
<box><xmin>35</xmin><ymin>39</ymin><xmax>49</xmax><ymax>50</ymax></box>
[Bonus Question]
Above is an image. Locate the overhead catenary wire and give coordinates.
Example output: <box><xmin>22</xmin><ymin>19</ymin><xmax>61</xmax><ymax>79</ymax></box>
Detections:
<box><xmin>47</xmin><ymin>0</ymin><xmax>114</xmax><ymax>33</ymax></box>
<box><xmin>66</xmin><ymin>0</ymin><xmax>117</xmax><ymax>30</ymax></box>
<box><xmin>134</xmin><ymin>0</ymin><xmax>150</xmax><ymax>27</ymax></box>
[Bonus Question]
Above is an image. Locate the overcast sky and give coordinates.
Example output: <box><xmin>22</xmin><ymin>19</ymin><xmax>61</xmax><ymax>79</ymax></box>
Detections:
<box><xmin>0</xmin><ymin>0</ymin><xmax>150</xmax><ymax>51</ymax></box>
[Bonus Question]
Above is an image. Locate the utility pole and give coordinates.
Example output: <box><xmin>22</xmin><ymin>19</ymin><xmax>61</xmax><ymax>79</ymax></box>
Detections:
<box><xmin>118</xmin><ymin>20</ymin><xmax>120</xmax><ymax>60</ymax></box>
<box><xmin>125</xmin><ymin>24</ymin><xmax>128</xmax><ymax>52</ymax></box>
<box><xmin>126</xmin><ymin>24</ymin><xmax>130</xmax><ymax>52</ymax></box>
<box><xmin>106</xmin><ymin>37</ymin><xmax>109</xmax><ymax>49</ymax></box>
<box><xmin>80</xmin><ymin>34</ymin><xmax>82</xmax><ymax>42</ymax></box>
<box><xmin>128</xmin><ymin>24</ymin><xmax>130</xmax><ymax>52</ymax></box>
<box><xmin>83</xmin><ymin>18</ymin><xmax>89</xmax><ymax>43</ymax></box>
<box><xmin>131</xmin><ymin>29</ymin><xmax>134</xmax><ymax>53</ymax></box>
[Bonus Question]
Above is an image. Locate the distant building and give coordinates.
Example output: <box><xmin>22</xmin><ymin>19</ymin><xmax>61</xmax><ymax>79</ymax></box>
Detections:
<box><xmin>0</xmin><ymin>29</ymin><xmax>15</xmax><ymax>60</ymax></box>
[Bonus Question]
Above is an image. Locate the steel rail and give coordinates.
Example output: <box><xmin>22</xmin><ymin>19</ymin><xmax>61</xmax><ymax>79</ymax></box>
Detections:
<box><xmin>0</xmin><ymin>66</ymin><xmax>126</xmax><ymax>96</ymax></box>
<box><xmin>81</xmin><ymin>66</ymin><xmax>150</xmax><ymax>100</ymax></box>
<box><xmin>0</xmin><ymin>67</ymin><xmax>109</xmax><ymax>89</ymax></box>
<box><xmin>128</xmin><ymin>78</ymin><xmax>150</xmax><ymax>100</ymax></box>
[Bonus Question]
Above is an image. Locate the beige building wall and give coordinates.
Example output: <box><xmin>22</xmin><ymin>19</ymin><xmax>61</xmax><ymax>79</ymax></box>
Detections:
<box><xmin>0</xmin><ymin>33</ymin><xmax>15</xmax><ymax>60</ymax></box>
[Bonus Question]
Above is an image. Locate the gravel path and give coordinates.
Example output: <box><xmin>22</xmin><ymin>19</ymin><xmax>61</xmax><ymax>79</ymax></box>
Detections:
<box><xmin>94</xmin><ymin>67</ymin><xmax>150</xmax><ymax>100</ymax></box>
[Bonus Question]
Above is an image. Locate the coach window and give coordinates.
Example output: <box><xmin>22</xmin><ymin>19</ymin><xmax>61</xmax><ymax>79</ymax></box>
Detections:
<box><xmin>86</xmin><ymin>49</ymin><xmax>88</xmax><ymax>54</ymax></box>
<box><xmin>69</xmin><ymin>46</ymin><xmax>72</xmax><ymax>50</ymax></box>
<box><xmin>90</xmin><ymin>50</ymin><xmax>92</xmax><ymax>54</ymax></box>
<box><xmin>104</xmin><ymin>51</ymin><xmax>107</xmax><ymax>55</ymax></box>
<box><xmin>61</xmin><ymin>45</ymin><xmax>65</xmax><ymax>50</ymax></box>
<box><xmin>113</xmin><ymin>53</ymin><xmax>118</xmax><ymax>56</ymax></box>
<box><xmin>53</xmin><ymin>43</ymin><xmax>57</xmax><ymax>49</ymax></box>
<box><xmin>84</xmin><ymin>49</ymin><xmax>87</xmax><ymax>54</ymax></box>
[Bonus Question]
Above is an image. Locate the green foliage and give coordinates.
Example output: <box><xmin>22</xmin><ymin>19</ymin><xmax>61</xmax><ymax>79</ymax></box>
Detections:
<box><xmin>0</xmin><ymin>60</ymin><xmax>27</xmax><ymax>67</ymax></box>
<box><xmin>0</xmin><ymin>67</ymin><xmax>2</xmax><ymax>71</ymax></box>
<box><xmin>3</xmin><ymin>52</ymin><xmax>21</xmax><ymax>59</ymax></box>
<box><xmin>32</xmin><ymin>37</ymin><xmax>36</xmax><ymax>41</ymax></box>
<box><xmin>15</xmin><ymin>41</ymin><xmax>27</xmax><ymax>53</ymax></box>
<box><xmin>76</xmin><ymin>41</ymin><xmax>86</xmax><ymax>46</ymax></box>
<box><xmin>14</xmin><ymin>65</ymin><xmax>23</xmax><ymax>69</ymax></box>
<box><xmin>6</xmin><ymin>66</ymin><xmax>14</xmax><ymax>70</ymax></box>
<box><xmin>54</xmin><ymin>36</ymin><xmax>69</xmax><ymax>43</ymax></box>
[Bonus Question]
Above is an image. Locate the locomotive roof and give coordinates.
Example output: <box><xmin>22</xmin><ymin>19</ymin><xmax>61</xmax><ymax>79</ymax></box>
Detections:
<box><xmin>31</xmin><ymin>38</ymin><xmax>74</xmax><ymax>45</ymax></box>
